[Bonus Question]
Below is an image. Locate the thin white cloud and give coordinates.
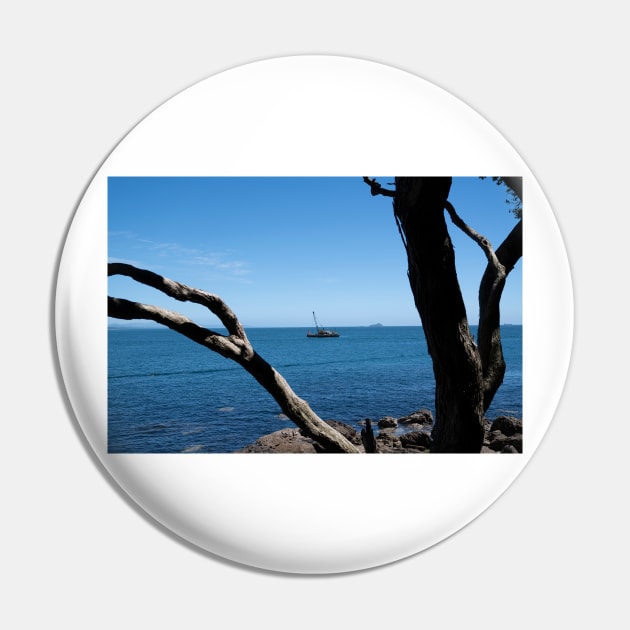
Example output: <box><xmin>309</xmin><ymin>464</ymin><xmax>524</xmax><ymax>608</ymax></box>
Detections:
<box><xmin>192</xmin><ymin>256</ymin><xmax>250</xmax><ymax>276</ymax></box>
<box><xmin>108</xmin><ymin>233</ymin><xmax>251</xmax><ymax>280</ymax></box>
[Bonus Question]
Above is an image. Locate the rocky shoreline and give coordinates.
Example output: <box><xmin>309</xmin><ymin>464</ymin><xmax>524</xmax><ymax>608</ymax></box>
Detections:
<box><xmin>236</xmin><ymin>409</ymin><xmax>523</xmax><ymax>453</ymax></box>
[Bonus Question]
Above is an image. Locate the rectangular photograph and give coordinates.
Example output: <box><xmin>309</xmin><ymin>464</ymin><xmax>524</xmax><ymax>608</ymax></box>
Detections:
<box><xmin>108</xmin><ymin>176</ymin><xmax>522</xmax><ymax>453</ymax></box>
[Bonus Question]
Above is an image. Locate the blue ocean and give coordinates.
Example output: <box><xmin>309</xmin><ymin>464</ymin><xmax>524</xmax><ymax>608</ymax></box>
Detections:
<box><xmin>108</xmin><ymin>325</ymin><xmax>522</xmax><ymax>453</ymax></box>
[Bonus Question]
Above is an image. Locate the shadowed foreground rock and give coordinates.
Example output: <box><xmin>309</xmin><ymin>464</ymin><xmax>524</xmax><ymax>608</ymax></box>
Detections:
<box><xmin>237</xmin><ymin>421</ymin><xmax>365</xmax><ymax>453</ymax></box>
<box><xmin>482</xmin><ymin>416</ymin><xmax>523</xmax><ymax>453</ymax></box>
<box><xmin>236</xmin><ymin>412</ymin><xmax>523</xmax><ymax>454</ymax></box>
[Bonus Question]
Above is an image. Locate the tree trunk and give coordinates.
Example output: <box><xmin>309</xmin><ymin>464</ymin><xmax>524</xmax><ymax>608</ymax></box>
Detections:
<box><xmin>394</xmin><ymin>177</ymin><xmax>485</xmax><ymax>452</ymax></box>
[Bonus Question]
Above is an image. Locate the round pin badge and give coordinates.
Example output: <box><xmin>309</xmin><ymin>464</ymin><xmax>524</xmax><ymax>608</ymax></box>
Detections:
<box><xmin>55</xmin><ymin>55</ymin><xmax>573</xmax><ymax>574</ymax></box>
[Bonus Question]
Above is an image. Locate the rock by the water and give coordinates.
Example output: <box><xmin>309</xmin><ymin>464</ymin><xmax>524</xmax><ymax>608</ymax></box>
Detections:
<box><xmin>399</xmin><ymin>431</ymin><xmax>432</xmax><ymax>450</ymax></box>
<box><xmin>490</xmin><ymin>416</ymin><xmax>522</xmax><ymax>436</ymax></box>
<box><xmin>378</xmin><ymin>416</ymin><xmax>398</xmax><ymax>429</ymax></box>
<box><xmin>484</xmin><ymin>416</ymin><xmax>523</xmax><ymax>453</ymax></box>
<box><xmin>236</xmin><ymin>412</ymin><xmax>522</xmax><ymax>454</ymax></box>
<box><xmin>236</xmin><ymin>420</ymin><xmax>363</xmax><ymax>453</ymax></box>
<box><xmin>236</xmin><ymin>428</ymin><xmax>319</xmax><ymax>453</ymax></box>
<box><xmin>398</xmin><ymin>409</ymin><xmax>434</xmax><ymax>426</ymax></box>
<box><xmin>487</xmin><ymin>433</ymin><xmax>523</xmax><ymax>453</ymax></box>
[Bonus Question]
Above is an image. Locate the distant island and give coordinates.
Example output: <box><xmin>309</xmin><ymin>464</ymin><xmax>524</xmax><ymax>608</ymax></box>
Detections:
<box><xmin>368</xmin><ymin>323</ymin><xmax>384</xmax><ymax>327</ymax></box>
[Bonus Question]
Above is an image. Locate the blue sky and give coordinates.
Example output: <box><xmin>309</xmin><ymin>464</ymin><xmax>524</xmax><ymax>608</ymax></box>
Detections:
<box><xmin>108</xmin><ymin>177</ymin><xmax>522</xmax><ymax>328</ymax></box>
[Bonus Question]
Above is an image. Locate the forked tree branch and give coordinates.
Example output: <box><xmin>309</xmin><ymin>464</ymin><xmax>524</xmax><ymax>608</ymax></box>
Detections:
<box><xmin>442</xmin><ymin>201</ymin><xmax>522</xmax><ymax>411</ymax></box>
<box><xmin>108</xmin><ymin>262</ymin><xmax>248</xmax><ymax>342</ymax></box>
<box><xmin>362</xmin><ymin>176</ymin><xmax>396</xmax><ymax>197</ymax></box>
<box><xmin>108</xmin><ymin>264</ymin><xmax>359</xmax><ymax>453</ymax></box>
<box><xmin>444</xmin><ymin>201</ymin><xmax>506</xmax><ymax>282</ymax></box>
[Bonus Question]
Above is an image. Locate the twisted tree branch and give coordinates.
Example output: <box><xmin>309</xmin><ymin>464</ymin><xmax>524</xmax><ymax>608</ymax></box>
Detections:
<box><xmin>108</xmin><ymin>262</ymin><xmax>248</xmax><ymax>342</ymax></box>
<box><xmin>444</xmin><ymin>201</ymin><xmax>506</xmax><ymax>282</ymax></box>
<box><xmin>362</xmin><ymin>176</ymin><xmax>396</xmax><ymax>197</ymax></box>
<box><xmin>108</xmin><ymin>264</ymin><xmax>359</xmax><ymax>453</ymax></box>
<box><xmin>442</xmin><ymin>200</ymin><xmax>521</xmax><ymax>411</ymax></box>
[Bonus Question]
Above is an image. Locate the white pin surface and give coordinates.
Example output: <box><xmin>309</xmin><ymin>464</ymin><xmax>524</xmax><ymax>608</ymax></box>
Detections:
<box><xmin>55</xmin><ymin>56</ymin><xmax>572</xmax><ymax>574</ymax></box>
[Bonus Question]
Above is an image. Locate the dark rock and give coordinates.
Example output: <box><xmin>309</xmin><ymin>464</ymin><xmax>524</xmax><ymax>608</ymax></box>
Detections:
<box><xmin>378</xmin><ymin>416</ymin><xmax>398</xmax><ymax>429</ymax></box>
<box><xmin>236</xmin><ymin>428</ymin><xmax>318</xmax><ymax>453</ymax></box>
<box><xmin>374</xmin><ymin>431</ymin><xmax>402</xmax><ymax>453</ymax></box>
<box><xmin>483</xmin><ymin>415</ymin><xmax>523</xmax><ymax>453</ymax></box>
<box><xmin>487</xmin><ymin>434</ymin><xmax>523</xmax><ymax>453</ymax></box>
<box><xmin>399</xmin><ymin>431</ymin><xmax>432</xmax><ymax>450</ymax></box>
<box><xmin>319</xmin><ymin>420</ymin><xmax>363</xmax><ymax>445</ymax></box>
<box><xmin>376</xmin><ymin>430</ymin><xmax>397</xmax><ymax>445</ymax></box>
<box><xmin>399</xmin><ymin>409</ymin><xmax>434</xmax><ymax>425</ymax></box>
<box><xmin>238</xmin><ymin>420</ymin><xmax>362</xmax><ymax>453</ymax></box>
<box><xmin>490</xmin><ymin>416</ymin><xmax>522</xmax><ymax>436</ymax></box>
<box><xmin>237</xmin><ymin>414</ymin><xmax>522</xmax><ymax>454</ymax></box>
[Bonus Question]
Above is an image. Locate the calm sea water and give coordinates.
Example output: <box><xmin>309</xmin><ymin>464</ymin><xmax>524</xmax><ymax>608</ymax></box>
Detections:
<box><xmin>108</xmin><ymin>325</ymin><xmax>522</xmax><ymax>453</ymax></box>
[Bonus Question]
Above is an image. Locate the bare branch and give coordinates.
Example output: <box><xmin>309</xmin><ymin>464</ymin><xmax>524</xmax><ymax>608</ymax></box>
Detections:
<box><xmin>442</xmin><ymin>201</ymin><xmax>517</xmax><ymax>413</ymax></box>
<box><xmin>362</xmin><ymin>176</ymin><xmax>396</xmax><ymax>197</ymax></box>
<box><xmin>444</xmin><ymin>201</ymin><xmax>505</xmax><ymax>280</ymax></box>
<box><xmin>108</xmin><ymin>297</ymin><xmax>245</xmax><ymax>359</ymax></box>
<box><xmin>108</xmin><ymin>262</ymin><xmax>248</xmax><ymax>341</ymax></box>
<box><xmin>108</xmin><ymin>265</ymin><xmax>359</xmax><ymax>453</ymax></box>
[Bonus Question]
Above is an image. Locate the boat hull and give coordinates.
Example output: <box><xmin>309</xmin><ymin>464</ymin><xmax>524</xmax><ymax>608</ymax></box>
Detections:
<box><xmin>307</xmin><ymin>312</ymin><xmax>339</xmax><ymax>337</ymax></box>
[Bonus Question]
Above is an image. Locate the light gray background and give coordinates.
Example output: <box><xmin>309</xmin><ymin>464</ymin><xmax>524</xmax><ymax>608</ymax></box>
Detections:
<box><xmin>2</xmin><ymin>2</ymin><xmax>627</xmax><ymax>628</ymax></box>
